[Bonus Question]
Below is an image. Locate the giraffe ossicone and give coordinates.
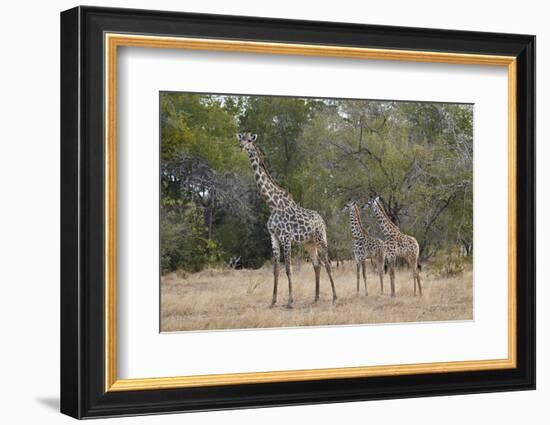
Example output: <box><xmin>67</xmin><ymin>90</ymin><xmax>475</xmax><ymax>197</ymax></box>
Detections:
<box><xmin>236</xmin><ymin>132</ymin><xmax>337</xmax><ymax>307</ymax></box>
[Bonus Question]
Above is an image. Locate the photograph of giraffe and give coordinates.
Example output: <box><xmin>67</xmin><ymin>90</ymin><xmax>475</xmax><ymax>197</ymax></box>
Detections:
<box><xmin>160</xmin><ymin>92</ymin><xmax>473</xmax><ymax>332</ymax></box>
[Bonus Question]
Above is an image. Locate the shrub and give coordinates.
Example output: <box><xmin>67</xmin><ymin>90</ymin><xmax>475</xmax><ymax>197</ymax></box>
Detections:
<box><xmin>430</xmin><ymin>246</ymin><xmax>471</xmax><ymax>277</ymax></box>
<box><xmin>160</xmin><ymin>201</ymin><xmax>223</xmax><ymax>274</ymax></box>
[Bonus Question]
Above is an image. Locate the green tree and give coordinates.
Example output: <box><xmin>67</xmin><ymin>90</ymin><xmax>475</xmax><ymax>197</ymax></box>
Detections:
<box><xmin>159</xmin><ymin>92</ymin><xmax>473</xmax><ymax>273</ymax></box>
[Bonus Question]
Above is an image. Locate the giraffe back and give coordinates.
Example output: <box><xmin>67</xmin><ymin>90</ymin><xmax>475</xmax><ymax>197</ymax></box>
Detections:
<box><xmin>268</xmin><ymin>204</ymin><xmax>327</xmax><ymax>246</ymax></box>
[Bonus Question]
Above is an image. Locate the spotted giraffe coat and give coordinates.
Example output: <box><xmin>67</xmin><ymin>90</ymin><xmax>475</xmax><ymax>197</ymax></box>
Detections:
<box><xmin>237</xmin><ymin>132</ymin><xmax>337</xmax><ymax>306</ymax></box>
<box><xmin>344</xmin><ymin>202</ymin><xmax>385</xmax><ymax>267</ymax></box>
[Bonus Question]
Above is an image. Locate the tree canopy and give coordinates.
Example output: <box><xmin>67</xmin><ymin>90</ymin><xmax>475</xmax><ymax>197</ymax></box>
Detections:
<box><xmin>160</xmin><ymin>92</ymin><xmax>473</xmax><ymax>274</ymax></box>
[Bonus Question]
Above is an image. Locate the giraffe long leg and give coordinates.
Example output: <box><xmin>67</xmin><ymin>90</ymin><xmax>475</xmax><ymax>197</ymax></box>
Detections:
<box><xmin>415</xmin><ymin>258</ymin><xmax>423</xmax><ymax>297</ymax></box>
<box><xmin>356</xmin><ymin>261</ymin><xmax>361</xmax><ymax>295</ymax></box>
<box><xmin>314</xmin><ymin>263</ymin><xmax>321</xmax><ymax>302</ymax></box>
<box><xmin>408</xmin><ymin>256</ymin><xmax>420</xmax><ymax>297</ymax></box>
<box><xmin>388</xmin><ymin>258</ymin><xmax>396</xmax><ymax>297</ymax></box>
<box><xmin>319</xmin><ymin>243</ymin><xmax>337</xmax><ymax>303</ymax></box>
<box><xmin>361</xmin><ymin>260</ymin><xmax>368</xmax><ymax>296</ymax></box>
<box><xmin>282</xmin><ymin>241</ymin><xmax>294</xmax><ymax>308</ymax></box>
<box><xmin>378</xmin><ymin>256</ymin><xmax>384</xmax><ymax>295</ymax></box>
<box><xmin>407</xmin><ymin>256</ymin><xmax>423</xmax><ymax>297</ymax></box>
<box><xmin>305</xmin><ymin>243</ymin><xmax>321</xmax><ymax>303</ymax></box>
<box><xmin>270</xmin><ymin>235</ymin><xmax>280</xmax><ymax>307</ymax></box>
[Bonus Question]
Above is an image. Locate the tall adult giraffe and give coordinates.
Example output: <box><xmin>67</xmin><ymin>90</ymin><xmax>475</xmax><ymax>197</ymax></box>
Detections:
<box><xmin>363</xmin><ymin>196</ymin><xmax>422</xmax><ymax>297</ymax></box>
<box><xmin>237</xmin><ymin>132</ymin><xmax>337</xmax><ymax>308</ymax></box>
<box><xmin>342</xmin><ymin>200</ymin><xmax>385</xmax><ymax>295</ymax></box>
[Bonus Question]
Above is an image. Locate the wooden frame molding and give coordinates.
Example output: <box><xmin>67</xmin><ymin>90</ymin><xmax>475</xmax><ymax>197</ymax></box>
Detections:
<box><xmin>104</xmin><ymin>33</ymin><xmax>518</xmax><ymax>392</ymax></box>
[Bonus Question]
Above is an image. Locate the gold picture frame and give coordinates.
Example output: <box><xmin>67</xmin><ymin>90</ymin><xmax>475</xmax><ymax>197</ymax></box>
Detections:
<box><xmin>104</xmin><ymin>34</ymin><xmax>517</xmax><ymax>392</ymax></box>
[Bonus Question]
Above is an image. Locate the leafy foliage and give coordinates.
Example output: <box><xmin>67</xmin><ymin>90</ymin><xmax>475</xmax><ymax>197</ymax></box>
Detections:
<box><xmin>160</xmin><ymin>201</ymin><xmax>222</xmax><ymax>274</ymax></box>
<box><xmin>160</xmin><ymin>93</ymin><xmax>473</xmax><ymax>273</ymax></box>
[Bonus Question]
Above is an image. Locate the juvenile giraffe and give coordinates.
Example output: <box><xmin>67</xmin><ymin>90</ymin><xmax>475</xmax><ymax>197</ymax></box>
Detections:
<box><xmin>342</xmin><ymin>200</ymin><xmax>385</xmax><ymax>295</ymax></box>
<box><xmin>237</xmin><ymin>132</ymin><xmax>337</xmax><ymax>308</ymax></box>
<box><xmin>363</xmin><ymin>196</ymin><xmax>422</xmax><ymax>297</ymax></box>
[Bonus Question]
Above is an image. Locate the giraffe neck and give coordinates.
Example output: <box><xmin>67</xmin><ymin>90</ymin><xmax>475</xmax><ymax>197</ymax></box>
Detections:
<box><xmin>373</xmin><ymin>200</ymin><xmax>401</xmax><ymax>238</ymax></box>
<box><xmin>349</xmin><ymin>205</ymin><xmax>369</xmax><ymax>239</ymax></box>
<box><xmin>246</xmin><ymin>143</ymin><xmax>293</xmax><ymax>210</ymax></box>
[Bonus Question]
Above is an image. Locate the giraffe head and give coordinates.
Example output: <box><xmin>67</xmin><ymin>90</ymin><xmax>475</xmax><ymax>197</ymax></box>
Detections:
<box><xmin>236</xmin><ymin>132</ymin><xmax>257</xmax><ymax>152</ymax></box>
<box><xmin>362</xmin><ymin>195</ymin><xmax>380</xmax><ymax>212</ymax></box>
<box><xmin>341</xmin><ymin>199</ymin><xmax>357</xmax><ymax>213</ymax></box>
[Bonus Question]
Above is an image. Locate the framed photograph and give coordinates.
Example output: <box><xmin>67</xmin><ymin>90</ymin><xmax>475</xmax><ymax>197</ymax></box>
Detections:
<box><xmin>60</xmin><ymin>6</ymin><xmax>535</xmax><ymax>419</ymax></box>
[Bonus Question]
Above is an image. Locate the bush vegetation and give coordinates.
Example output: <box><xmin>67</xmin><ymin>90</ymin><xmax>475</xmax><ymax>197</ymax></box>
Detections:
<box><xmin>160</xmin><ymin>93</ymin><xmax>473</xmax><ymax>274</ymax></box>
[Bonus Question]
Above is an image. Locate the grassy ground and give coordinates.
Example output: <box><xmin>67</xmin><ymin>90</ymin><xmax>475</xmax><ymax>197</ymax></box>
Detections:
<box><xmin>161</xmin><ymin>261</ymin><xmax>472</xmax><ymax>332</ymax></box>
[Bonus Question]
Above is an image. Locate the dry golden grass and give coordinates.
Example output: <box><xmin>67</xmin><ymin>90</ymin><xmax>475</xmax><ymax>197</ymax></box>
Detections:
<box><xmin>161</xmin><ymin>261</ymin><xmax>472</xmax><ymax>332</ymax></box>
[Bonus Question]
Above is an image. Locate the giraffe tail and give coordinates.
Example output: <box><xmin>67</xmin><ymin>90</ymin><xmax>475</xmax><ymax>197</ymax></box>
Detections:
<box><xmin>384</xmin><ymin>261</ymin><xmax>388</xmax><ymax>274</ymax></box>
<box><xmin>417</xmin><ymin>263</ymin><xmax>422</xmax><ymax>271</ymax></box>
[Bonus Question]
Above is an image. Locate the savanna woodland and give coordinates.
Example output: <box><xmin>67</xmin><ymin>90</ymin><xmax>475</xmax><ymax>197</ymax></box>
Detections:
<box><xmin>160</xmin><ymin>92</ymin><xmax>473</xmax><ymax>331</ymax></box>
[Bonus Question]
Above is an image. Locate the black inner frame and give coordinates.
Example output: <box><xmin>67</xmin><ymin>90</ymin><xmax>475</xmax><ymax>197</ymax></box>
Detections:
<box><xmin>60</xmin><ymin>6</ymin><xmax>535</xmax><ymax>419</ymax></box>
